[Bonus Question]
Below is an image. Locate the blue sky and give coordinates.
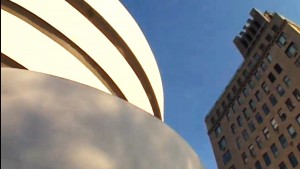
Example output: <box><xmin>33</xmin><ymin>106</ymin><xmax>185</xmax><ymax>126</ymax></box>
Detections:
<box><xmin>122</xmin><ymin>1</ymin><xmax>300</xmax><ymax>169</ymax></box>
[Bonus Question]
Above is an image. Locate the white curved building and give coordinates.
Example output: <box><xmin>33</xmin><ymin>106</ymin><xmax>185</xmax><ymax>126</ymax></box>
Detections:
<box><xmin>1</xmin><ymin>0</ymin><xmax>163</xmax><ymax>120</ymax></box>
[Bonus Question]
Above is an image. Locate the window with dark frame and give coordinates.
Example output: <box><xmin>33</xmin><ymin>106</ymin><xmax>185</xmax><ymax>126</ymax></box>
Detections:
<box><xmin>255</xmin><ymin>71</ymin><xmax>261</xmax><ymax>80</ymax></box>
<box><xmin>255</xmin><ymin>90</ymin><xmax>262</xmax><ymax>101</ymax></box>
<box><xmin>287</xmin><ymin>125</ymin><xmax>297</xmax><ymax>139</ymax></box>
<box><xmin>270</xmin><ymin>143</ymin><xmax>279</xmax><ymax>157</ymax></box>
<box><xmin>293</xmin><ymin>88</ymin><xmax>300</xmax><ymax>101</ymax></box>
<box><xmin>261</xmin><ymin>62</ymin><xmax>268</xmax><ymax>71</ymax></box>
<box><xmin>286</xmin><ymin>98</ymin><xmax>295</xmax><ymax>111</ymax></box>
<box><xmin>218</xmin><ymin>137</ymin><xmax>227</xmax><ymax>151</ymax></box>
<box><xmin>256</xmin><ymin>135</ymin><xmax>263</xmax><ymax>149</ymax></box>
<box><xmin>279</xmin><ymin>162</ymin><xmax>287</xmax><ymax>169</ymax></box>
<box><xmin>231</xmin><ymin>124</ymin><xmax>236</xmax><ymax>134</ymax></box>
<box><xmin>242</xmin><ymin>152</ymin><xmax>248</xmax><ymax>164</ymax></box>
<box><xmin>237</xmin><ymin>116</ymin><xmax>243</xmax><ymax>127</ymax></box>
<box><xmin>223</xmin><ymin>150</ymin><xmax>232</xmax><ymax>165</ymax></box>
<box><xmin>242</xmin><ymin>129</ymin><xmax>249</xmax><ymax>141</ymax></box>
<box><xmin>274</xmin><ymin>64</ymin><xmax>283</xmax><ymax>74</ymax></box>
<box><xmin>279</xmin><ymin>134</ymin><xmax>288</xmax><ymax>148</ymax></box>
<box><xmin>263</xmin><ymin>127</ymin><xmax>270</xmax><ymax>140</ymax></box>
<box><xmin>262</xmin><ymin>103</ymin><xmax>270</xmax><ymax>115</ymax></box>
<box><xmin>268</xmin><ymin>73</ymin><xmax>276</xmax><ymax>83</ymax></box>
<box><xmin>295</xmin><ymin>56</ymin><xmax>300</xmax><ymax>68</ymax></box>
<box><xmin>248</xmin><ymin>121</ymin><xmax>256</xmax><ymax>132</ymax></box>
<box><xmin>263</xmin><ymin>152</ymin><xmax>271</xmax><ymax>166</ymax></box>
<box><xmin>255</xmin><ymin>160</ymin><xmax>263</xmax><ymax>169</ymax></box>
<box><xmin>276</xmin><ymin>84</ymin><xmax>285</xmax><ymax>96</ymax></box>
<box><xmin>277</xmin><ymin>33</ymin><xmax>287</xmax><ymax>46</ymax></box>
<box><xmin>269</xmin><ymin>94</ymin><xmax>278</xmax><ymax>106</ymax></box>
<box><xmin>249</xmin><ymin>99</ymin><xmax>256</xmax><ymax>111</ymax></box>
<box><xmin>255</xmin><ymin>113</ymin><xmax>263</xmax><ymax>124</ymax></box>
<box><xmin>262</xmin><ymin>82</ymin><xmax>270</xmax><ymax>94</ymax></box>
<box><xmin>283</xmin><ymin>75</ymin><xmax>291</xmax><ymax>87</ymax></box>
<box><xmin>288</xmin><ymin>152</ymin><xmax>298</xmax><ymax>168</ymax></box>
<box><xmin>286</xmin><ymin>42</ymin><xmax>298</xmax><ymax>58</ymax></box>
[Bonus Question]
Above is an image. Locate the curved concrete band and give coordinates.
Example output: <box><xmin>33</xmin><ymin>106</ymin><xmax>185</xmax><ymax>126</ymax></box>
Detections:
<box><xmin>1</xmin><ymin>68</ymin><xmax>202</xmax><ymax>169</ymax></box>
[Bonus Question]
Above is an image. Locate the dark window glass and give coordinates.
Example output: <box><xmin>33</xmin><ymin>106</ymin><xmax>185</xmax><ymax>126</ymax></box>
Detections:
<box><xmin>231</xmin><ymin>124</ymin><xmax>236</xmax><ymax>134</ymax></box>
<box><xmin>255</xmin><ymin>113</ymin><xmax>263</xmax><ymax>124</ymax></box>
<box><xmin>249</xmin><ymin>78</ymin><xmax>256</xmax><ymax>89</ymax></box>
<box><xmin>272</xmin><ymin>25</ymin><xmax>279</xmax><ymax>32</ymax></box>
<box><xmin>236</xmin><ymin>137</ymin><xmax>242</xmax><ymax>149</ymax></box>
<box><xmin>255</xmin><ymin>71</ymin><xmax>261</xmax><ymax>80</ymax></box>
<box><xmin>276</xmin><ymin>84</ymin><xmax>285</xmax><ymax>96</ymax></box>
<box><xmin>269</xmin><ymin>94</ymin><xmax>278</xmax><ymax>106</ymax></box>
<box><xmin>223</xmin><ymin>150</ymin><xmax>232</xmax><ymax>165</ymax></box>
<box><xmin>249</xmin><ymin>99</ymin><xmax>256</xmax><ymax>111</ymax></box>
<box><xmin>226</xmin><ymin>111</ymin><xmax>233</xmax><ymax>121</ymax></box>
<box><xmin>237</xmin><ymin>116</ymin><xmax>243</xmax><ymax>127</ymax></box>
<box><xmin>262</xmin><ymin>103</ymin><xmax>270</xmax><ymax>115</ymax></box>
<box><xmin>249</xmin><ymin>144</ymin><xmax>256</xmax><ymax>157</ymax></box>
<box><xmin>263</xmin><ymin>127</ymin><xmax>270</xmax><ymax>140</ymax></box>
<box><xmin>227</xmin><ymin>93</ymin><xmax>233</xmax><ymax>102</ymax></box>
<box><xmin>270</xmin><ymin>143</ymin><xmax>279</xmax><ymax>157</ymax></box>
<box><xmin>278</xmin><ymin>110</ymin><xmax>287</xmax><ymax>121</ymax></box>
<box><xmin>288</xmin><ymin>153</ymin><xmax>298</xmax><ymax>167</ymax></box>
<box><xmin>274</xmin><ymin>64</ymin><xmax>283</xmax><ymax>74</ymax></box>
<box><xmin>279</xmin><ymin>134</ymin><xmax>288</xmax><ymax>148</ymax></box>
<box><xmin>211</xmin><ymin>116</ymin><xmax>216</xmax><ymax>125</ymax></box>
<box><xmin>283</xmin><ymin>75</ymin><xmax>292</xmax><ymax>87</ymax></box>
<box><xmin>255</xmin><ymin>161</ymin><xmax>262</xmax><ymax>169</ymax></box>
<box><xmin>242</xmin><ymin>129</ymin><xmax>249</xmax><ymax>141</ymax></box>
<box><xmin>237</xmin><ymin>96</ymin><xmax>244</xmax><ymax>105</ymax></box>
<box><xmin>293</xmin><ymin>88</ymin><xmax>300</xmax><ymax>101</ymax></box>
<box><xmin>268</xmin><ymin>73</ymin><xmax>276</xmax><ymax>83</ymax></box>
<box><xmin>243</xmin><ymin>70</ymin><xmax>249</xmax><ymax>78</ymax></box>
<box><xmin>248</xmin><ymin>121</ymin><xmax>256</xmax><ymax>132</ymax></box>
<box><xmin>287</xmin><ymin>125</ymin><xmax>297</xmax><ymax>139</ymax></box>
<box><xmin>242</xmin><ymin>152</ymin><xmax>248</xmax><ymax>164</ymax></box>
<box><xmin>219</xmin><ymin>137</ymin><xmax>227</xmax><ymax>151</ymax></box>
<box><xmin>277</xmin><ymin>33</ymin><xmax>287</xmax><ymax>46</ymax></box>
<box><xmin>243</xmin><ymin>88</ymin><xmax>249</xmax><ymax>97</ymax></box>
<box><xmin>262</xmin><ymin>82</ymin><xmax>270</xmax><ymax>94</ymax></box>
<box><xmin>286</xmin><ymin>98</ymin><xmax>295</xmax><ymax>111</ymax></box>
<box><xmin>243</xmin><ymin>108</ymin><xmax>251</xmax><ymax>120</ymax></box>
<box><xmin>286</xmin><ymin>42</ymin><xmax>298</xmax><ymax>58</ymax></box>
<box><xmin>263</xmin><ymin>152</ymin><xmax>271</xmax><ymax>166</ymax></box>
<box><xmin>279</xmin><ymin>162</ymin><xmax>287</xmax><ymax>169</ymax></box>
<box><xmin>256</xmin><ymin>136</ymin><xmax>263</xmax><ymax>149</ymax></box>
<box><xmin>255</xmin><ymin>90</ymin><xmax>262</xmax><ymax>101</ymax></box>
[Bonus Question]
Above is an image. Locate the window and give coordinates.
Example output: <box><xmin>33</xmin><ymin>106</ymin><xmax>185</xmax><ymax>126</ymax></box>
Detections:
<box><xmin>236</xmin><ymin>137</ymin><xmax>242</xmax><ymax>149</ymax></box>
<box><xmin>271</xmin><ymin>143</ymin><xmax>279</xmax><ymax>157</ymax></box>
<box><xmin>276</xmin><ymin>84</ymin><xmax>285</xmax><ymax>96</ymax></box>
<box><xmin>277</xmin><ymin>33</ymin><xmax>287</xmax><ymax>46</ymax></box>
<box><xmin>219</xmin><ymin>137</ymin><xmax>227</xmax><ymax>151</ymax></box>
<box><xmin>274</xmin><ymin>64</ymin><xmax>283</xmax><ymax>74</ymax></box>
<box><xmin>237</xmin><ymin>116</ymin><xmax>243</xmax><ymax>127</ymax></box>
<box><xmin>262</xmin><ymin>82</ymin><xmax>270</xmax><ymax>94</ymax></box>
<box><xmin>268</xmin><ymin>73</ymin><xmax>276</xmax><ymax>83</ymax></box>
<box><xmin>215</xmin><ymin>124</ymin><xmax>222</xmax><ymax>137</ymax></box>
<box><xmin>223</xmin><ymin>150</ymin><xmax>232</xmax><ymax>165</ymax></box>
<box><xmin>270</xmin><ymin>118</ymin><xmax>279</xmax><ymax>130</ymax></box>
<box><xmin>262</xmin><ymin>103</ymin><xmax>270</xmax><ymax>115</ymax></box>
<box><xmin>248</xmin><ymin>121</ymin><xmax>256</xmax><ymax>132</ymax></box>
<box><xmin>256</xmin><ymin>136</ymin><xmax>263</xmax><ymax>149</ymax></box>
<box><xmin>288</xmin><ymin>153</ymin><xmax>298</xmax><ymax>167</ymax></box>
<box><xmin>255</xmin><ymin>113</ymin><xmax>263</xmax><ymax>124</ymax></box>
<box><xmin>296</xmin><ymin>115</ymin><xmax>300</xmax><ymax>125</ymax></box>
<box><xmin>279</xmin><ymin>162</ymin><xmax>287</xmax><ymax>169</ymax></box>
<box><xmin>243</xmin><ymin>88</ymin><xmax>249</xmax><ymax>97</ymax></box>
<box><xmin>227</xmin><ymin>93</ymin><xmax>233</xmax><ymax>102</ymax></box>
<box><xmin>286</xmin><ymin>98</ymin><xmax>295</xmax><ymax>111</ymax></box>
<box><xmin>263</xmin><ymin>152</ymin><xmax>271</xmax><ymax>166</ymax></box>
<box><xmin>249</xmin><ymin>78</ymin><xmax>256</xmax><ymax>89</ymax></box>
<box><xmin>226</xmin><ymin>111</ymin><xmax>233</xmax><ymax>121</ymax></box>
<box><xmin>293</xmin><ymin>88</ymin><xmax>300</xmax><ymax>101</ymax></box>
<box><xmin>249</xmin><ymin>144</ymin><xmax>256</xmax><ymax>157</ymax></box>
<box><xmin>263</xmin><ymin>127</ymin><xmax>270</xmax><ymax>140</ymax></box>
<box><xmin>248</xmin><ymin>61</ymin><xmax>254</xmax><ymax>69</ymax></box>
<box><xmin>269</xmin><ymin>94</ymin><xmax>278</xmax><ymax>106</ymax></box>
<box><xmin>266</xmin><ymin>53</ymin><xmax>272</xmax><ymax>63</ymax></box>
<box><xmin>286</xmin><ymin>42</ymin><xmax>298</xmax><ymax>58</ymax></box>
<box><xmin>243</xmin><ymin>70</ymin><xmax>249</xmax><ymax>78</ymax></box>
<box><xmin>287</xmin><ymin>125</ymin><xmax>297</xmax><ymax>138</ymax></box>
<box><xmin>278</xmin><ymin>110</ymin><xmax>287</xmax><ymax>121</ymax></box>
<box><xmin>242</xmin><ymin>152</ymin><xmax>248</xmax><ymax>164</ymax></box>
<box><xmin>242</xmin><ymin>129</ymin><xmax>249</xmax><ymax>141</ymax></box>
<box><xmin>255</xmin><ymin>71</ymin><xmax>261</xmax><ymax>80</ymax></box>
<box><xmin>261</xmin><ymin>62</ymin><xmax>267</xmax><ymax>71</ymax></box>
<box><xmin>255</xmin><ymin>161</ymin><xmax>262</xmax><ymax>169</ymax></box>
<box><xmin>295</xmin><ymin>56</ymin><xmax>300</xmax><ymax>68</ymax></box>
<box><xmin>231</xmin><ymin>124</ymin><xmax>236</xmax><ymax>134</ymax></box>
<box><xmin>232</xmin><ymin>102</ymin><xmax>237</xmax><ymax>113</ymax></box>
<box><xmin>243</xmin><ymin>108</ymin><xmax>251</xmax><ymax>120</ymax></box>
<box><xmin>283</xmin><ymin>75</ymin><xmax>291</xmax><ymax>87</ymax></box>
<box><xmin>279</xmin><ymin>134</ymin><xmax>288</xmax><ymax>148</ymax></box>
<box><xmin>237</xmin><ymin>96</ymin><xmax>244</xmax><ymax>105</ymax></box>
<box><xmin>249</xmin><ymin>99</ymin><xmax>256</xmax><ymax>111</ymax></box>
<box><xmin>255</xmin><ymin>90</ymin><xmax>262</xmax><ymax>101</ymax></box>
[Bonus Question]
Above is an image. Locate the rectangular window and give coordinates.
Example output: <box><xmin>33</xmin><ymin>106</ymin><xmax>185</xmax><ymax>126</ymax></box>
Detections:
<box><xmin>293</xmin><ymin>88</ymin><xmax>300</xmax><ymax>101</ymax></box>
<box><xmin>255</xmin><ymin>71</ymin><xmax>261</xmax><ymax>80</ymax></box>
<box><xmin>243</xmin><ymin>88</ymin><xmax>249</xmax><ymax>97</ymax></box>
<box><xmin>276</xmin><ymin>84</ymin><xmax>285</xmax><ymax>96</ymax></box>
<box><xmin>219</xmin><ymin>137</ymin><xmax>227</xmax><ymax>151</ymax></box>
<box><xmin>248</xmin><ymin>121</ymin><xmax>256</xmax><ymax>132</ymax></box>
<box><xmin>223</xmin><ymin>150</ymin><xmax>232</xmax><ymax>165</ymax></box>
<box><xmin>237</xmin><ymin>116</ymin><xmax>243</xmax><ymax>127</ymax></box>
<box><xmin>236</xmin><ymin>137</ymin><xmax>242</xmax><ymax>149</ymax></box>
<box><xmin>249</xmin><ymin>144</ymin><xmax>256</xmax><ymax>157</ymax></box>
<box><xmin>277</xmin><ymin>33</ymin><xmax>287</xmax><ymax>47</ymax></box>
<box><xmin>262</xmin><ymin>103</ymin><xmax>270</xmax><ymax>115</ymax></box>
<box><xmin>243</xmin><ymin>108</ymin><xmax>251</xmax><ymax>120</ymax></box>
<box><xmin>274</xmin><ymin>63</ymin><xmax>283</xmax><ymax>74</ymax></box>
<box><xmin>287</xmin><ymin>125</ymin><xmax>297</xmax><ymax>139</ymax></box>
<box><xmin>227</xmin><ymin>93</ymin><xmax>233</xmax><ymax>102</ymax></box>
<box><xmin>286</xmin><ymin>42</ymin><xmax>298</xmax><ymax>58</ymax></box>
<box><xmin>283</xmin><ymin>75</ymin><xmax>292</xmax><ymax>87</ymax></box>
<box><xmin>295</xmin><ymin>56</ymin><xmax>300</xmax><ymax>68</ymax></box>
<box><xmin>263</xmin><ymin>152</ymin><xmax>271</xmax><ymax>166</ymax></box>
<box><xmin>286</xmin><ymin>98</ymin><xmax>295</xmax><ymax>111</ymax></box>
<box><xmin>255</xmin><ymin>161</ymin><xmax>263</xmax><ymax>169</ymax></box>
<box><xmin>255</xmin><ymin>90</ymin><xmax>262</xmax><ymax>101</ymax></box>
<box><xmin>255</xmin><ymin>113</ymin><xmax>263</xmax><ymax>124</ymax></box>
<box><xmin>263</xmin><ymin>127</ymin><xmax>270</xmax><ymax>140</ymax></box>
<box><xmin>242</xmin><ymin>129</ymin><xmax>249</xmax><ymax>141</ymax></box>
<box><xmin>268</xmin><ymin>72</ymin><xmax>276</xmax><ymax>83</ymax></box>
<box><xmin>231</xmin><ymin>124</ymin><xmax>236</xmax><ymax>134</ymax></box>
<box><xmin>249</xmin><ymin>99</ymin><xmax>256</xmax><ymax>111</ymax></box>
<box><xmin>269</xmin><ymin>94</ymin><xmax>278</xmax><ymax>106</ymax></box>
<box><xmin>288</xmin><ymin>153</ymin><xmax>298</xmax><ymax>168</ymax></box>
<box><xmin>226</xmin><ymin>111</ymin><xmax>233</xmax><ymax>121</ymax></box>
<box><xmin>249</xmin><ymin>78</ymin><xmax>256</xmax><ymax>89</ymax></box>
<box><xmin>256</xmin><ymin>136</ymin><xmax>263</xmax><ymax>149</ymax></box>
<box><xmin>278</xmin><ymin>110</ymin><xmax>287</xmax><ymax>121</ymax></box>
<box><xmin>242</xmin><ymin>152</ymin><xmax>248</xmax><ymax>164</ymax></box>
<box><xmin>215</xmin><ymin>124</ymin><xmax>222</xmax><ymax>137</ymax></box>
<box><xmin>262</xmin><ymin>82</ymin><xmax>270</xmax><ymax>94</ymax></box>
<box><xmin>279</xmin><ymin>162</ymin><xmax>287</xmax><ymax>169</ymax></box>
<box><xmin>270</xmin><ymin>143</ymin><xmax>279</xmax><ymax>157</ymax></box>
<box><xmin>237</xmin><ymin>96</ymin><xmax>244</xmax><ymax>105</ymax></box>
<box><xmin>266</xmin><ymin>53</ymin><xmax>272</xmax><ymax>63</ymax></box>
<box><xmin>243</xmin><ymin>70</ymin><xmax>249</xmax><ymax>78</ymax></box>
<box><xmin>261</xmin><ymin>62</ymin><xmax>268</xmax><ymax>71</ymax></box>
<box><xmin>270</xmin><ymin>118</ymin><xmax>279</xmax><ymax>130</ymax></box>
<box><xmin>279</xmin><ymin>134</ymin><xmax>288</xmax><ymax>148</ymax></box>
